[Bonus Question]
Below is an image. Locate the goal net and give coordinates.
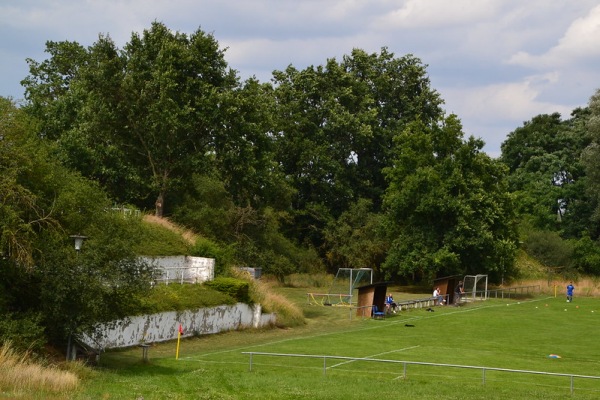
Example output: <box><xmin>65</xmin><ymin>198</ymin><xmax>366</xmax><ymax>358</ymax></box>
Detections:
<box><xmin>463</xmin><ymin>274</ymin><xmax>488</xmax><ymax>301</ymax></box>
<box><xmin>307</xmin><ymin>268</ymin><xmax>373</xmax><ymax>306</ymax></box>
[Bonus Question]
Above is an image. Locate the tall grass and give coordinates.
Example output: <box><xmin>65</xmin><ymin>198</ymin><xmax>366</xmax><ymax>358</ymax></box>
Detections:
<box><xmin>0</xmin><ymin>342</ymin><xmax>79</xmax><ymax>396</ymax></box>
<box><xmin>235</xmin><ymin>270</ymin><xmax>305</xmax><ymax>327</ymax></box>
<box><xmin>513</xmin><ymin>277</ymin><xmax>600</xmax><ymax>297</ymax></box>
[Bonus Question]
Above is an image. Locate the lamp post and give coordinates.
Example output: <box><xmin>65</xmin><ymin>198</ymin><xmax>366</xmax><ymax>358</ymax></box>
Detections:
<box><xmin>66</xmin><ymin>234</ymin><xmax>87</xmax><ymax>360</ymax></box>
<box><xmin>70</xmin><ymin>234</ymin><xmax>88</xmax><ymax>252</ymax></box>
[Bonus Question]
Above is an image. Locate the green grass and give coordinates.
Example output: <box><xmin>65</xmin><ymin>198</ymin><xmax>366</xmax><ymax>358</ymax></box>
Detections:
<box><xmin>73</xmin><ymin>292</ymin><xmax>600</xmax><ymax>399</ymax></box>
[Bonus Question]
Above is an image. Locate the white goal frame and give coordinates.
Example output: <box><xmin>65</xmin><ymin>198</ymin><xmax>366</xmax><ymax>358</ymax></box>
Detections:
<box><xmin>463</xmin><ymin>274</ymin><xmax>488</xmax><ymax>301</ymax></box>
<box><xmin>306</xmin><ymin>268</ymin><xmax>373</xmax><ymax>306</ymax></box>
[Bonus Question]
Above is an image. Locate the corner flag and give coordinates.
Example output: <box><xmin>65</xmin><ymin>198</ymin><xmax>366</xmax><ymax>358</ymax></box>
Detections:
<box><xmin>176</xmin><ymin>323</ymin><xmax>184</xmax><ymax>359</ymax></box>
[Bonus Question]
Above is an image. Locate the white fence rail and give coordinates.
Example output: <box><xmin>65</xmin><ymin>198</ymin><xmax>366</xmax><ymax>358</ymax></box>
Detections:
<box><xmin>242</xmin><ymin>352</ymin><xmax>600</xmax><ymax>395</ymax></box>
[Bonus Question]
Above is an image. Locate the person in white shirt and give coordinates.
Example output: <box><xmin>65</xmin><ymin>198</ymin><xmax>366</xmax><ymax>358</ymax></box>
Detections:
<box><xmin>433</xmin><ymin>287</ymin><xmax>445</xmax><ymax>305</ymax></box>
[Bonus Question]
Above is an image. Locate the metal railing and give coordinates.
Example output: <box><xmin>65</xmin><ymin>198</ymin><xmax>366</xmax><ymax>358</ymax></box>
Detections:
<box><xmin>242</xmin><ymin>352</ymin><xmax>600</xmax><ymax>395</ymax></box>
<box><xmin>484</xmin><ymin>285</ymin><xmax>541</xmax><ymax>299</ymax></box>
<box><xmin>154</xmin><ymin>266</ymin><xmax>208</xmax><ymax>285</ymax></box>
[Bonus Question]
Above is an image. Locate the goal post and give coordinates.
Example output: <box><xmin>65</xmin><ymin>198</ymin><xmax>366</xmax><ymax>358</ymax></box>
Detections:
<box><xmin>326</xmin><ymin>268</ymin><xmax>373</xmax><ymax>306</ymax></box>
<box><xmin>463</xmin><ymin>274</ymin><xmax>488</xmax><ymax>301</ymax></box>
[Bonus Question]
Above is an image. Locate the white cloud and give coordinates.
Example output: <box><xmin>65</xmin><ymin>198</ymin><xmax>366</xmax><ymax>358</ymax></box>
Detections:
<box><xmin>373</xmin><ymin>0</ymin><xmax>499</xmax><ymax>30</ymax></box>
<box><xmin>2</xmin><ymin>0</ymin><xmax>600</xmax><ymax>156</ymax></box>
<box><xmin>508</xmin><ymin>4</ymin><xmax>600</xmax><ymax>68</ymax></box>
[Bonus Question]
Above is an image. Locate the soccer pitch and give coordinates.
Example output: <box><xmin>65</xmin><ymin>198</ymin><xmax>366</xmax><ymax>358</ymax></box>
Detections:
<box><xmin>85</xmin><ymin>295</ymin><xmax>600</xmax><ymax>399</ymax></box>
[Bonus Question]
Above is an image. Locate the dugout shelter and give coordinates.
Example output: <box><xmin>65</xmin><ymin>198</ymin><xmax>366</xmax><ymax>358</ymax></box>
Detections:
<box><xmin>356</xmin><ymin>282</ymin><xmax>388</xmax><ymax>317</ymax></box>
<box><xmin>433</xmin><ymin>275</ymin><xmax>462</xmax><ymax>304</ymax></box>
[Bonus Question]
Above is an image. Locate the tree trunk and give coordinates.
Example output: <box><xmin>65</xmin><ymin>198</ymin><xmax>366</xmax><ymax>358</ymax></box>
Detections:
<box><xmin>155</xmin><ymin>193</ymin><xmax>164</xmax><ymax>217</ymax></box>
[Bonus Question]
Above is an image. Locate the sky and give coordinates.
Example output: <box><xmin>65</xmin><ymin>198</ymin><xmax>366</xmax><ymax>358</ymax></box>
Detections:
<box><xmin>1</xmin><ymin>0</ymin><xmax>600</xmax><ymax>157</ymax></box>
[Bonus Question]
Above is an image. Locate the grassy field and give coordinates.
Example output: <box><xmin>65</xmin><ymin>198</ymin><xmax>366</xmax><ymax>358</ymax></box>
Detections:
<box><xmin>68</xmin><ymin>286</ymin><xmax>600</xmax><ymax>400</ymax></box>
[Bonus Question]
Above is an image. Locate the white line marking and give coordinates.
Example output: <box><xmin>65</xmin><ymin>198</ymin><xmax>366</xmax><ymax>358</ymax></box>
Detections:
<box><xmin>328</xmin><ymin>345</ymin><xmax>420</xmax><ymax>369</ymax></box>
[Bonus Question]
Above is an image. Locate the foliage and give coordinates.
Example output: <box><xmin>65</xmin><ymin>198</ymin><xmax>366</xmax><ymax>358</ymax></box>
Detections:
<box><xmin>190</xmin><ymin>236</ymin><xmax>234</xmax><ymax>277</ymax></box>
<box><xmin>501</xmin><ymin>110</ymin><xmax>592</xmax><ymax>238</ymax></box>
<box><xmin>382</xmin><ymin>116</ymin><xmax>518</xmax><ymax>282</ymax></box>
<box><xmin>0</xmin><ymin>97</ymin><xmax>60</xmax><ymax>267</ymax></box>
<box><xmin>134</xmin><ymin>284</ymin><xmax>235</xmax><ymax>314</ymax></box>
<box><xmin>571</xmin><ymin>235</ymin><xmax>600</xmax><ymax>275</ymax></box>
<box><xmin>204</xmin><ymin>277</ymin><xmax>251</xmax><ymax>304</ymax></box>
<box><xmin>522</xmin><ymin>229</ymin><xmax>574</xmax><ymax>269</ymax></box>
<box><xmin>171</xmin><ymin>174</ymin><xmax>236</xmax><ymax>242</ymax></box>
<box><xmin>130</xmin><ymin>216</ymin><xmax>192</xmax><ymax>256</ymax></box>
<box><xmin>323</xmin><ymin>198</ymin><xmax>388</xmax><ymax>272</ymax></box>
<box><xmin>0</xmin><ymin>313</ymin><xmax>46</xmax><ymax>354</ymax></box>
<box><xmin>582</xmin><ymin>89</ymin><xmax>600</xmax><ymax>232</ymax></box>
<box><xmin>22</xmin><ymin>22</ymin><xmax>239</xmax><ymax>217</ymax></box>
<box><xmin>272</xmin><ymin>48</ymin><xmax>444</xmax><ymax>253</ymax></box>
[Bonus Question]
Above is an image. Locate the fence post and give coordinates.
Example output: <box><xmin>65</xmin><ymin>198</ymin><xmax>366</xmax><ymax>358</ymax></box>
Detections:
<box><xmin>571</xmin><ymin>376</ymin><xmax>574</xmax><ymax>395</ymax></box>
<box><xmin>249</xmin><ymin>353</ymin><xmax>253</xmax><ymax>372</ymax></box>
<box><xmin>323</xmin><ymin>356</ymin><xmax>327</xmax><ymax>375</ymax></box>
<box><xmin>482</xmin><ymin>368</ymin><xmax>486</xmax><ymax>385</ymax></box>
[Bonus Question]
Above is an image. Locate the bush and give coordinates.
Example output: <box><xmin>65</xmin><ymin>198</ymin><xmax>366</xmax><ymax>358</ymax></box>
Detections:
<box><xmin>204</xmin><ymin>277</ymin><xmax>251</xmax><ymax>304</ymax></box>
<box><xmin>523</xmin><ymin>230</ymin><xmax>574</xmax><ymax>268</ymax></box>
<box><xmin>190</xmin><ymin>237</ymin><xmax>234</xmax><ymax>277</ymax></box>
<box><xmin>133</xmin><ymin>284</ymin><xmax>235</xmax><ymax>314</ymax></box>
<box><xmin>0</xmin><ymin>313</ymin><xmax>46</xmax><ymax>354</ymax></box>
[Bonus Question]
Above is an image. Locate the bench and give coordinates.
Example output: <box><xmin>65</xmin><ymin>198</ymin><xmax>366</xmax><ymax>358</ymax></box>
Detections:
<box><xmin>396</xmin><ymin>297</ymin><xmax>438</xmax><ymax>311</ymax></box>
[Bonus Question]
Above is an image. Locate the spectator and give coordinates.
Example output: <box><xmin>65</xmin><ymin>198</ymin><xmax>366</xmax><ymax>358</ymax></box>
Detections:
<box><xmin>454</xmin><ymin>280</ymin><xmax>464</xmax><ymax>306</ymax></box>
<box><xmin>385</xmin><ymin>293</ymin><xmax>397</xmax><ymax>313</ymax></box>
<box><xmin>433</xmin><ymin>287</ymin><xmax>445</xmax><ymax>305</ymax></box>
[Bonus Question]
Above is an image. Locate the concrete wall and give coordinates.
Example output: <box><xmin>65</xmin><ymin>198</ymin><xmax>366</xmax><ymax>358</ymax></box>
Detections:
<box><xmin>141</xmin><ymin>255</ymin><xmax>215</xmax><ymax>284</ymax></box>
<box><xmin>82</xmin><ymin>303</ymin><xmax>276</xmax><ymax>350</ymax></box>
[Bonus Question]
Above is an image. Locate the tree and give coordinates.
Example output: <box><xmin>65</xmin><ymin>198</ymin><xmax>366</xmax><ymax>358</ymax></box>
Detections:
<box><xmin>22</xmin><ymin>22</ymin><xmax>239</xmax><ymax>216</ymax></box>
<box><xmin>323</xmin><ymin>198</ymin><xmax>387</xmax><ymax>272</ymax></box>
<box><xmin>0</xmin><ymin>97</ymin><xmax>59</xmax><ymax>267</ymax></box>
<box><xmin>582</xmin><ymin>89</ymin><xmax>600</xmax><ymax>230</ymax></box>
<box><xmin>382</xmin><ymin>115</ymin><xmax>518</xmax><ymax>282</ymax></box>
<box><xmin>501</xmin><ymin>111</ymin><xmax>592</xmax><ymax>237</ymax></box>
<box><xmin>1</xmin><ymin>96</ymin><xmax>155</xmax><ymax>353</ymax></box>
<box><xmin>272</xmin><ymin>48</ymin><xmax>444</xmax><ymax>253</ymax></box>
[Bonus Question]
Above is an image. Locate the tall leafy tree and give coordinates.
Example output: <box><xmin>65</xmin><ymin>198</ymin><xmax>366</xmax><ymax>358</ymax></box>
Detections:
<box><xmin>272</xmin><ymin>48</ymin><xmax>444</xmax><ymax>252</ymax></box>
<box><xmin>382</xmin><ymin>116</ymin><xmax>518</xmax><ymax>282</ymax></box>
<box><xmin>582</xmin><ymin>89</ymin><xmax>600</xmax><ymax>232</ymax></box>
<box><xmin>22</xmin><ymin>22</ymin><xmax>239</xmax><ymax>216</ymax></box>
<box><xmin>501</xmin><ymin>111</ymin><xmax>592</xmax><ymax>237</ymax></box>
<box><xmin>0</xmin><ymin>97</ymin><xmax>58</xmax><ymax>267</ymax></box>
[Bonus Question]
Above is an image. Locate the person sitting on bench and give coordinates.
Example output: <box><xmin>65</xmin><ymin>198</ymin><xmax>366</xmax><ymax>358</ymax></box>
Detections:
<box><xmin>385</xmin><ymin>293</ymin><xmax>397</xmax><ymax>313</ymax></box>
<box><xmin>433</xmin><ymin>287</ymin><xmax>445</xmax><ymax>305</ymax></box>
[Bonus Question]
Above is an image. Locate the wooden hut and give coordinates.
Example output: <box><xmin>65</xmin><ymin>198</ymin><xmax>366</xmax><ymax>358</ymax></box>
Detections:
<box><xmin>356</xmin><ymin>282</ymin><xmax>388</xmax><ymax>317</ymax></box>
<box><xmin>433</xmin><ymin>275</ymin><xmax>462</xmax><ymax>304</ymax></box>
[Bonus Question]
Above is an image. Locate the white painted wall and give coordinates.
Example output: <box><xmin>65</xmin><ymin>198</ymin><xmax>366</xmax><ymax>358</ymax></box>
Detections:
<box><xmin>81</xmin><ymin>303</ymin><xmax>276</xmax><ymax>350</ymax></box>
<box><xmin>141</xmin><ymin>255</ymin><xmax>215</xmax><ymax>284</ymax></box>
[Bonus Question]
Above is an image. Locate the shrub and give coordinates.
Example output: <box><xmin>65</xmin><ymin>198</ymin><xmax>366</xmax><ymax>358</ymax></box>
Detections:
<box><xmin>204</xmin><ymin>277</ymin><xmax>251</xmax><ymax>304</ymax></box>
<box><xmin>190</xmin><ymin>237</ymin><xmax>235</xmax><ymax>276</ymax></box>
<box><xmin>0</xmin><ymin>313</ymin><xmax>46</xmax><ymax>354</ymax></box>
<box><xmin>133</xmin><ymin>284</ymin><xmax>235</xmax><ymax>314</ymax></box>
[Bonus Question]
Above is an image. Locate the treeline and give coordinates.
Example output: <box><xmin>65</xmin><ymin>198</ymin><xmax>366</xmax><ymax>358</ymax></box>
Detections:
<box><xmin>2</xmin><ymin>22</ymin><xmax>600</xmax><ymax>351</ymax></box>
<box><xmin>14</xmin><ymin>21</ymin><xmax>600</xmax><ymax>282</ymax></box>
<box><xmin>15</xmin><ymin>21</ymin><xmax>520</xmax><ymax>282</ymax></box>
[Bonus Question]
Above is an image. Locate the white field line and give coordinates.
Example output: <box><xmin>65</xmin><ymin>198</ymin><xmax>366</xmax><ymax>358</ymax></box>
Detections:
<box><xmin>327</xmin><ymin>345</ymin><xmax>420</xmax><ymax>369</ymax></box>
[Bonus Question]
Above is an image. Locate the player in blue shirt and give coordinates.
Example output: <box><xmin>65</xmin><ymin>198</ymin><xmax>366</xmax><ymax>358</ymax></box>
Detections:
<box><xmin>566</xmin><ymin>282</ymin><xmax>575</xmax><ymax>302</ymax></box>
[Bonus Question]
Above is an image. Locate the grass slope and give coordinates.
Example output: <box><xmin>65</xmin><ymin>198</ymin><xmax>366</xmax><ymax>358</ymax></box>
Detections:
<box><xmin>76</xmin><ymin>290</ymin><xmax>600</xmax><ymax>400</ymax></box>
